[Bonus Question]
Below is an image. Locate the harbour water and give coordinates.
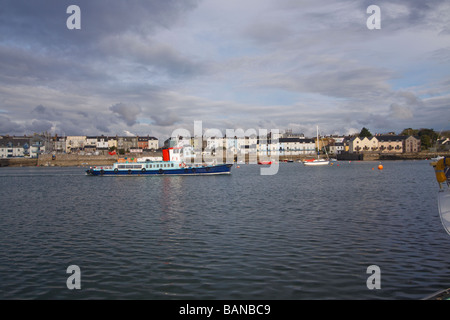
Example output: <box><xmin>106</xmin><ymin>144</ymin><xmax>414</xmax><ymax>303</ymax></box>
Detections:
<box><xmin>0</xmin><ymin>160</ymin><xmax>449</xmax><ymax>300</ymax></box>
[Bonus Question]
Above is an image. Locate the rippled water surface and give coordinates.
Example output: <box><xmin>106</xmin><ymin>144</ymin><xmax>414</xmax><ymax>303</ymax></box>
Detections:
<box><xmin>0</xmin><ymin>160</ymin><xmax>449</xmax><ymax>299</ymax></box>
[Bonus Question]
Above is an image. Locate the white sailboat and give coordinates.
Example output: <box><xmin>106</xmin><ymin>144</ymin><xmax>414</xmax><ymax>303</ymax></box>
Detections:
<box><xmin>303</xmin><ymin>126</ymin><xmax>330</xmax><ymax>166</ymax></box>
<box><xmin>433</xmin><ymin>157</ymin><xmax>450</xmax><ymax>235</ymax></box>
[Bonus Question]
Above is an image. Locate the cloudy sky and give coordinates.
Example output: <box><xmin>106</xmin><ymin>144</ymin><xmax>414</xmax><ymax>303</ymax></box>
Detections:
<box><xmin>1</xmin><ymin>0</ymin><xmax>449</xmax><ymax>140</ymax></box>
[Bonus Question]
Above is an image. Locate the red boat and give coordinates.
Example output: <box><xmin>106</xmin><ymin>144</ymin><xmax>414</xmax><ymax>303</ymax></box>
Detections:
<box><xmin>258</xmin><ymin>161</ymin><xmax>272</xmax><ymax>165</ymax></box>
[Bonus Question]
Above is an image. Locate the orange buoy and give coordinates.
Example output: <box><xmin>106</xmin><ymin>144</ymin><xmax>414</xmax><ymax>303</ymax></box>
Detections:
<box><xmin>378</xmin><ymin>164</ymin><xmax>383</xmax><ymax>170</ymax></box>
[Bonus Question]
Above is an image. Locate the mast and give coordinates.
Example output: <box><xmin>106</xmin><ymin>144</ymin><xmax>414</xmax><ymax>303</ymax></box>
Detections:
<box><xmin>317</xmin><ymin>125</ymin><xmax>320</xmax><ymax>160</ymax></box>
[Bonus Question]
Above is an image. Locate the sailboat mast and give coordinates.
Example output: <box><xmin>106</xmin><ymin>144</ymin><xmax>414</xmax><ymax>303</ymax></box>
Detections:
<box><xmin>317</xmin><ymin>125</ymin><xmax>320</xmax><ymax>159</ymax></box>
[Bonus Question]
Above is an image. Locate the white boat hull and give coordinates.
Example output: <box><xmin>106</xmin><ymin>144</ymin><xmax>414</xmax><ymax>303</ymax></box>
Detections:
<box><xmin>303</xmin><ymin>160</ymin><xmax>330</xmax><ymax>166</ymax></box>
<box><xmin>438</xmin><ymin>190</ymin><xmax>450</xmax><ymax>235</ymax></box>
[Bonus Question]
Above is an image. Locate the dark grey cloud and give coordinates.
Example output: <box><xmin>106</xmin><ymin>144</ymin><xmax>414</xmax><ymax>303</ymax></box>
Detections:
<box><xmin>257</xmin><ymin>64</ymin><xmax>394</xmax><ymax>100</ymax></box>
<box><xmin>109</xmin><ymin>103</ymin><xmax>141</xmax><ymax>126</ymax></box>
<box><xmin>302</xmin><ymin>67</ymin><xmax>393</xmax><ymax>99</ymax></box>
<box><xmin>389</xmin><ymin>103</ymin><xmax>413</xmax><ymax>119</ymax></box>
<box><xmin>31</xmin><ymin>105</ymin><xmax>63</xmax><ymax>120</ymax></box>
<box><xmin>0</xmin><ymin>115</ymin><xmax>24</xmax><ymax>134</ymax></box>
<box><xmin>243</xmin><ymin>22</ymin><xmax>293</xmax><ymax>45</ymax></box>
<box><xmin>0</xmin><ymin>0</ymin><xmax>200</xmax><ymax>48</ymax></box>
<box><xmin>0</xmin><ymin>0</ymin><xmax>203</xmax><ymax>88</ymax></box>
<box><xmin>100</xmin><ymin>35</ymin><xmax>207</xmax><ymax>79</ymax></box>
<box><xmin>29</xmin><ymin>119</ymin><xmax>53</xmax><ymax>133</ymax></box>
<box><xmin>150</xmin><ymin>112</ymin><xmax>181</xmax><ymax>127</ymax></box>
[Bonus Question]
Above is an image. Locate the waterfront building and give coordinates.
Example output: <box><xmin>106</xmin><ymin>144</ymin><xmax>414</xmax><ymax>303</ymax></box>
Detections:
<box><xmin>108</xmin><ymin>137</ymin><xmax>118</xmax><ymax>150</ymax></box>
<box><xmin>403</xmin><ymin>135</ymin><xmax>421</xmax><ymax>153</ymax></box>
<box><xmin>148</xmin><ymin>137</ymin><xmax>158</xmax><ymax>150</ymax></box>
<box><xmin>278</xmin><ymin>138</ymin><xmax>316</xmax><ymax>156</ymax></box>
<box><xmin>53</xmin><ymin>136</ymin><xmax>66</xmax><ymax>153</ymax></box>
<box><xmin>329</xmin><ymin>142</ymin><xmax>345</xmax><ymax>155</ymax></box>
<box><xmin>377</xmin><ymin>135</ymin><xmax>404</xmax><ymax>153</ymax></box>
<box><xmin>66</xmin><ymin>136</ymin><xmax>86</xmax><ymax>153</ymax></box>
<box><xmin>85</xmin><ymin>136</ymin><xmax>98</xmax><ymax>148</ymax></box>
<box><xmin>117</xmin><ymin>136</ymin><xmax>138</xmax><ymax>153</ymax></box>
<box><xmin>29</xmin><ymin>135</ymin><xmax>47</xmax><ymax>157</ymax></box>
<box><xmin>258</xmin><ymin>135</ymin><xmax>315</xmax><ymax>157</ymax></box>
<box><xmin>347</xmin><ymin>135</ymin><xmax>421</xmax><ymax>154</ymax></box>
<box><xmin>0</xmin><ymin>137</ymin><xmax>30</xmax><ymax>158</ymax></box>
<box><xmin>137</xmin><ymin>136</ymin><xmax>158</xmax><ymax>151</ymax></box>
<box><xmin>96</xmin><ymin>136</ymin><xmax>109</xmax><ymax>151</ymax></box>
<box><xmin>349</xmin><ymin>136</ymin><xmax>379</xmax><ymax>153</ymax></box>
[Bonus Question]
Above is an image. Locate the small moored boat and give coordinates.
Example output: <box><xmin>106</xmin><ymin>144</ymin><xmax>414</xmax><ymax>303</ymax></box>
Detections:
<box><xmin>303</xmin><ymin>126</ymin><xmax>330</xmax><ymax>166</ymax></box>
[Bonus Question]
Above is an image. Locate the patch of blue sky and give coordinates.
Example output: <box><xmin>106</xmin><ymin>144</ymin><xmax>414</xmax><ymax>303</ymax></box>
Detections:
<box><xmin>388</xmin><ymin>64</ymin><xmax>449</xmax><ymax>95</ymax></box>
<box><xmin>136</xmin><ymin>118</ymin><xmax>154</xmax><ymax>125</ymax></box>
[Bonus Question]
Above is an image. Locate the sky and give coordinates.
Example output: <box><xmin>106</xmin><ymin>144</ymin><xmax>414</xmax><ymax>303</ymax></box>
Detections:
<box><xmin>0</xmin><ymin>0</ymin><xmax>449</xmax><ymax>140</ymax></box>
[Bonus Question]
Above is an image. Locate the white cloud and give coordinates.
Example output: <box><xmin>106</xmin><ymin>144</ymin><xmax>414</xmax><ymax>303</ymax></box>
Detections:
<box><xmin>0</xmin><ymin>0</ymin><xmax>449</xmax><ymax>138</ymax></box>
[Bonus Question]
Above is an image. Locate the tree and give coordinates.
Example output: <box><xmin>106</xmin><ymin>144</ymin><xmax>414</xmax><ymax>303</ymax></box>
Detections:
<box><xmin>401</xmin><ymin>128</ymin><xmax>418</xmax><ymax>136</ymax></box>
<box><xmin>418</xmin><ymin>128</ymin><xmax>438</xmax><ymax>150</ymax></box>
<box><xmin>400</xmin><ymin>127</ymin><xmax>438</xmax><ymax>150</ymax></box>
<box><xmin>359</xmin><ymin>127</ymin><xmax>372</xmax><ymax>138</ymax></box>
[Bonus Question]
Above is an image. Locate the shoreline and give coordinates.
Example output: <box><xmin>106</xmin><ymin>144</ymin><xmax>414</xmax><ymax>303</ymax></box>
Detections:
<box><xmin>0</xmin><ymin>151</ymin><xmax>448</xmax><ymax>167</ymax></box>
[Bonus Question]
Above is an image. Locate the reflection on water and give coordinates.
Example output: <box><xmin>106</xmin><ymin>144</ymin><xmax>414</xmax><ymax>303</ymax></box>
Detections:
<box><xmin>0</xmin><ymin>161</ymin><xmax>449</xmax><ymax>299</ymax></box>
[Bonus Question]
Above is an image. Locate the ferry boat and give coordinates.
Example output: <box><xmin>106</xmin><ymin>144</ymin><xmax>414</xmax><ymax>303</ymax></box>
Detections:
<box><xmin>86</xmin><ymin>147</ymin><xmax>232</xmax><ymax>176</ymax></box>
